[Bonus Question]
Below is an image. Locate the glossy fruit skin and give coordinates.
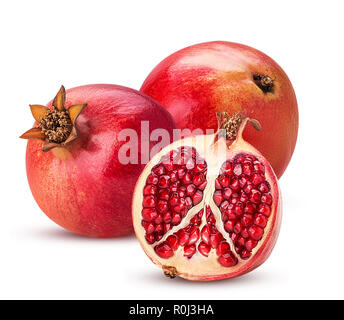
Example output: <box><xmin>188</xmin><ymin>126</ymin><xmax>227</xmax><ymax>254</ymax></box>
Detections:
<box><xmin>26</xmin><ymin>84</ymin><xmax>177</xmax><ymax>238</ymax></box>
<box><xmin>141</xmin><ymin>41</ymin><xmax>298</xmax><ymax>178</ymax></box>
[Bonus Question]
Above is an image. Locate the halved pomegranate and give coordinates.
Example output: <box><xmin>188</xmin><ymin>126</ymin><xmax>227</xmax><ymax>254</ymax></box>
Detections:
<box><xmin>133</xmin><ymin>112</ymin><xmax>281</xmax><ymax>281</ymax></box>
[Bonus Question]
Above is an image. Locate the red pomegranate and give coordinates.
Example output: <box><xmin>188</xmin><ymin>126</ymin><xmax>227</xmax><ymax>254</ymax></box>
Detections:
<box><xmin>133</xmin><ymin>112</ymin><xmax>281</xmax><ymax>281</ymax></box>
<box><xmin>21</xmin><ymin>84</ymin><xmax>177</xmax><ymax>238</ymax></box>
<box><xmin>141</xmin><ymin>41</ymin><xmax>298</xmax><ymax>178</ymax></box>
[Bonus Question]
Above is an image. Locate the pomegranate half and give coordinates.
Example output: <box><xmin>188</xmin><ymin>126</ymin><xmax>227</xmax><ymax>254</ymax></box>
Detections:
<box><xmin>21</xmin><ymin>84</ymin><xmax>177</xmax><ymax>238</ymax></box>
<box><xmin>133</xmin><ymin>112</ymin><xmax>281</xmax><ymax>281</ymax></box>
<box><xmin>141</xmin><ymin>41</ymin><xmax>298</xmax><ymax>179</ymax></box>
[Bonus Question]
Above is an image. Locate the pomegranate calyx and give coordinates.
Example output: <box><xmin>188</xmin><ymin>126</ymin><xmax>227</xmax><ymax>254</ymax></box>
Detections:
<box><xmin>253</xmin><ymin>74</ymin><xmax>274</xmax><ymax>93</ymax></box>
<box><xmin>216</xmin><ymin>112</ymin><xmax>261</xmax><ymax>141</ymax></box>
<box><xmin>162</xmin><ymin>266</ymin><xmax>178</xmax><ymax>279</ymax></box>
<box><xmin>20</xmin><ymin>86</ymin><xmax>87</xmax><ymax>152</ymax></box>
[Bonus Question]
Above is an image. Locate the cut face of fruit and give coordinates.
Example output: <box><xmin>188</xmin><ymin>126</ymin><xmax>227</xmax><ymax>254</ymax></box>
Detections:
<box><xmin>133</xmin><ymin>114</ymin><xmax>281</xmax><ymax>281</ymax></box>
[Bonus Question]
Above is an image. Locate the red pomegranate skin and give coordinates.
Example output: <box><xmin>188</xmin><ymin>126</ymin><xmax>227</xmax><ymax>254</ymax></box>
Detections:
<box><xmin>26</xmin><ymin>84</ymin><xmax>177</xmax><ymax>238</ymax></box>
<box><xmin>141</xmin><ymin>41</ymin><xmax>298</xmax><ymax>178</ymax></box>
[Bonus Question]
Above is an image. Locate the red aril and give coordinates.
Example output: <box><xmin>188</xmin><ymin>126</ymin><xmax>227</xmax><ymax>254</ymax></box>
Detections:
<box><xmin>21</xmin><ymin>85</ymin><xmax>177</xmax><ymax>237</ymax></box>
<box><xmin>133</xmin><ymin>112</ymin><xmax>281</xmax><ymax>280</ymax></box>
<box><xmin>141</xmin><ymin>41</ymin><xmax>298</xmax><ymax>179</ymax></box>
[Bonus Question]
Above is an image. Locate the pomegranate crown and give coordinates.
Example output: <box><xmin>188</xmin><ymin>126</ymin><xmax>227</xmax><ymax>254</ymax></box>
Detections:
<box><xmin>20</xmin><ymin>86</ymin><xmax>87</xmax><ymax>152</ymax></box>
<box><xmin>216</xmin><ymin>111</ymin><xmax>261</xmax><ymax>141</ymax></box>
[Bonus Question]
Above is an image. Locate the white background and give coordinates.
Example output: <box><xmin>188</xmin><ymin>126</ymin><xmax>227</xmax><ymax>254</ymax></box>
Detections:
<box><xmin>0</xmin><ymin>0</ymin><xmax>343</xmax><ymax>299</ymax></box>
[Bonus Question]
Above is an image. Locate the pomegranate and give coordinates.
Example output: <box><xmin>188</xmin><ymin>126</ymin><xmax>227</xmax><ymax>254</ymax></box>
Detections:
<box><xmin>141</xmin><ymin>41</ymin><xmax>298</xmax><ymax>178</ymax></box>
<box><xmin>20</xmin><ymin>84</ymin><xmax>177</xmax><ymax>238</ymax></box>
<box><xmin>133</xmin><ymin>112</ymin><xmax>281</xmax><ymax>281</ymax></box>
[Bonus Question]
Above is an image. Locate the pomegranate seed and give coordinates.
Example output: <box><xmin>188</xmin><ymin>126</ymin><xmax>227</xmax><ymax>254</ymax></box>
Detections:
<box><xmin>223</xmin><ymin>188</ymin><xmax>233</xmax><ymax>199</ymax></box>
<box><xmin>250</xmin><ymin>190</ymin><xmax>261</xmax><ymax>203</ymax></box>
<box><xmin>234</xmin><ymin>222</ymin><xmax>242</xmax><ymax>234</ymax></box>
<box><xmin>174</xmin><ymin>202</ymin><xmax>186</xmax><ymax>213</ymax></box>
<box><xmin>216</xmin><ymin>241</ymin><xmax>231</xmax><ymax>256</ymax></box>
<box><xmin>235</xmin><ymin>246</ymin><xmax>241</xmax><ymax>254</ymax></box>
<box><xmin>207</xmin><ymin>213</ymin><xmax>216</xmax><ymax>224</ymax></box>
<box><xmin>222</xmin><ymin>161</ymin><xmax>233</xmax><ymax>175</ymax></box>
<box><xmin>182</xmin><ymin>173</ymin><xmax>192</xmax><ymax>185</ymax></box>
<box><xmin>231</xmin><ymin>233</ymin><xmax>239</xmax><ymax>242</ymax></box>
<box><xmin>244</xmin><ymin>202</ymin><xmax>256</xmax><ymax>214</ymax></box>
<box><xmin>261</xmin><ymin>193</ymin><xmax>273</xmax><ymax>205</ymax></box>
<box><xmin>198</xmin><ymin>180</ymin><xmax>207</xmax><ymax>190</ymax></box>
<box><xmin>231</xmin><ymin>177</ymin><xmax>240</xmax><ymax>191</ymax></box>
<box><xmin>239</xmin><ymin>176</ymin><xmax>248</xmax><ymax>187</ymax></box>
<box><xmin>243</xmin><ymin>182</ymin><xmax>254</xmax><ymax>194</ymax></box>
<box><xmin>186</xmin><ymin>158</ymin><xmax>195</xmax><ymax>170</ymax></box>
<box><xmin>215</xmin><ymin>178</ymin><xmax>222</xmax><ymax>189</ymax></box>
<box><xmin>155</xmin><ymin>224</ymin><xmax>163</xmax><ymax>234</ymax></box>
<box><xmin>142</xmin><ymin>208</ymin><xmax>158</xmax><ymax>221</ymax></box>
<box><xmin>198</xmin><ymin>242</ymin><xmax>211</xmax><ymax>257</ymax></box>
<box><xmin>177</xmin><ymin>186</ymin><xmax>186</xmax><ymax>198</ymax></box>
<box><xmin>193</xmin><ymin>174</ymin><xmax>205</xmax><ymax>186</ymax></box>
<box><xmin>220</xmin><ymin>200</ymin><xmax>230</xmax><ymax>212</ymax></box>
<box><xmin>209</xmin><ymin>232</ymin><xmax>224</xmax><ymax>249</ymax></box>
<box><xmin>164</xmin><ymin>223</ymin><xmax>172</xmax><ymax>233</ymax></box>
<box><xmin>142</xmin><ymin>195</ymin><xmax>156</xmax><ymax>208</ymax></box>
<box><xmin>168</xmin><ymin>171</ymin><xmax>178</xmax><ymax>182</ymax></box>
<box><xmin>245</xmin><ymin>239</ymin><xmax>258</xmax><ymax>251</ymax></box>
<box><xmin>219</xmin><ymin>175</ymin><xmax>230</xmax><ymax>187</ymax></box>
<box><xmin>146</xmin><ymin>173</ymin><xmax>158</xmax><ymax>185</ymax></box>
<box><xmin>251</xmin><ymin>173</ymin><xmax>264</xmax><ymax>186</ymax></box>
<box><xmin>253</xmin><ymin>161</ymin><xmax>265</xmax><ymax>174</ymax></box>
<box><xmin>241</xmin><ymin>227</ymin><xmax>249</xmax><ymax>238</ymax></box>
<box><xmin>190</xmin><ymin>214</ymin><xmax>201</xmax><ymax>226</ymax></box>
<box><xmin>249</xmin><ymin>225</ymin><xmax>264</xmax><ymax>241</ymax></box>
<box><xmin>188</xmin><ymin>226</ymin><xmax>200</xmax><ymax>245</ymax></box>
<box><xmin>194</xmin><ymin>162</ymin><xmax>207</xmax><ymax>172</ymax></box>
<box><xmin>154</xmin><ymin>214</ymin><xmax>163</xmax><ymax>224</ymax></box>
<box><xmin>145</xmin><ymin>233</ymin><xmax>155</xmax><ymax>244</ymax></box>
<box><xmin>240</xmin><ymin>249</ymin><xmax>251</xmax><ymax>260</ymax></box>
<box><xmin>231</xmin><ymin>193</ymin><xmax>239</xmax><ymax>204</ymax></box>
<box><xmin>163</xmin><ymin>211</ymin><xmax>172</xmax><ymax>223</ymax></box>
<box><xmin>155</xmin><ymin>243</ymin><xmax>173</xmax><ymax>258</ymax></box>
<box><xmin>240</xmin><ymin>192</ymin><xmax>249</xmax><ymax>203</ymax></box>
<box><xmin>156</xmin><ymin>234</ymin><xmax>163</xmax><ymax>241</ymax></box>
<box><xmin>241</xmin><ymin>213</ymin><xmax>253</xmax><ymax>227</ymax></box>
<box><xmin>176</xmin><ymin>230</ymin><xmax>189</xmax><ymax>246</ymax></box>
<box><xmin>192</xmin><ymin>190</ymin><xmax>203</xmax><ymax>205</ymax></box>
<box><xmin>157</xmin><ymin>200</ymin><xmax>168</xmax><ymax>214</ymax></box>
<box><xmin>158</xmin><ymin>189</ymin><xmax>170</xmax><ymax>201</ymax></box>
<box><xmin>177</xmin><ymin>168</ymin><xmax>186</xmax><ymax>178</ymax></box>
<box><xmin>224</xmin><ymin>205</ymin><xmax>236</xmax><ymax>220</ymax></box>
<box><xmin>186</xmin><ymin>184</ymin><xmax>196</xmax><ymax>195</ymax></box>
<box><xmin>169</xmin><ymin>182</ymin><xmax>179</xmax><ymax>192</ymax></box>
<box><xmin>185</xmin><ymin>196</ymin><xmax>193</xmax><ymax>208</ymax></box>
<box><xmin>218</xmin><ymin>252</ymin><xmax>237</xmax><ymax>267</ymax></box>
<box><xmin>184</xmin><ymin>244</ymin><xmax>196</xmax><ymax>258</ymax></box>
<box><xmin>166</xmin><ymin>235</ymin><xmax>179</xmax><ymax>251</ymax></box>
<box><xmin>237</xmin><ymin>236</ymin><xmax>245</xmax><ymax>247</ymax></box>
<box><xmin>143</xmin><ymin>221</ymin><xmax>155</xmax><ymax>234</ymax></box>
<box><xmin>169</xmin><ymin>193</ymin><xmax>179</xmax><ymax>206</ymax></box>
<box><xmin>213</xmin><ymin>190</ymin><xmax>223</xmax><ymax>206</ymax></box>
<box><xmin>258</xmin><ymin>181</ymin><xmax>270</xmax><ymax>193</ymax></box>
<box><xmin>224</xmin><ymin>220</ymin><xmax>235</xmax><ymax>232</ymax></box>
<box><xmin>235</xmin><ymin>154</ymin><xmax>245</xmax><ymax>163</ymax></box>
<box><xmin>254</xmin><ymin>213</ymin><xmax>268</xmax><ymax>227</ymax></box>
<box><xmin>233</xmin><ymin>164</ymin><xmax>242</xmax><ymax>176</ymax></box>
<box><xmin>258</xmin><ymin>204</ymin><xmax>271</xmax><ymax>217</ymax></box>
<box><xmin>242</xmin><ymin>163</ymin><xmax>253</xmax><ymax>176</ymax></box>
<box><xmin>153</xmin><ymin>165</ymin><xmax>165</xmax><ymax>176</ymax></box>
<box><xmin>171</xmin><ymin>212</ymin><xmax>181</xmax><ymax>225</ymax></box>
<box><xmin>234</xmin><ymin>202</ymin><xmax>243</xmax><ymax>215</ymax></box>
<box><xmin>201</xmin><ymin>225</ymin><xmax>211</xmax><ymax>245</ymax></box>
<box><xmin>143</xmin><ymin>184</ymin><xmax>157</xmax><ymax>196</ymax></box>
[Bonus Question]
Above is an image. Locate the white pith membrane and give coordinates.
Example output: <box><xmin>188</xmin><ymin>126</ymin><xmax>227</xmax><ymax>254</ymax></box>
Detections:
<box><xmin>133</xmin><ymin>118</ymin><xmax>281</xmax><ymax>281</ymax></box>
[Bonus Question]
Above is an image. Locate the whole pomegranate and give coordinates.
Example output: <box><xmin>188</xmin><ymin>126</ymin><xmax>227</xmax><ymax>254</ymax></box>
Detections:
<box><xmin>21</xmin><ymin>84</ymin><xmax>177</xmax><ymax>238</ymax></box>
<box><xmin>141</xmin><ymin>41</ymin><xmax>298</xmax><ymax>178</ymax></box>
<box><xmin>133</xmin><ymin>112</ymin><xmax>281</xmax><ymax>281</ymax></box>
